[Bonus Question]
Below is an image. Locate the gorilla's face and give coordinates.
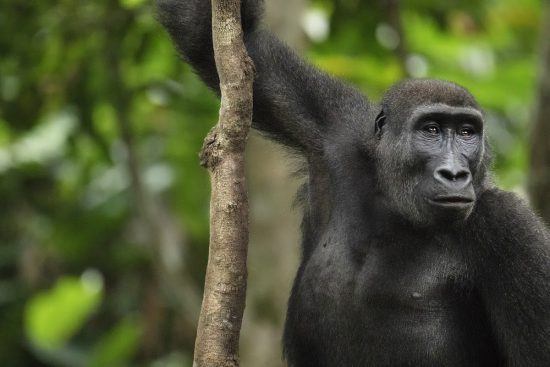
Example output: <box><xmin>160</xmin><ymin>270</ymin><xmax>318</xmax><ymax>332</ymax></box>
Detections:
<box><xmin>375</xmin><ymin>104</ymin><xmax>487</xmax><ymax>226</ymax></box>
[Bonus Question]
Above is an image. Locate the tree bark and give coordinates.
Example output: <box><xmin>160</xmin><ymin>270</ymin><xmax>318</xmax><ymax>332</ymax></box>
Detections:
<box><xmin>529</xmin><ymin>1</ymin><xmax>550</xmax><ymax>224</ymax></box>
<box><xmin>193</xmin><ymin>0</ymin><xmax>254</xmax><ymax>366</ymax></box>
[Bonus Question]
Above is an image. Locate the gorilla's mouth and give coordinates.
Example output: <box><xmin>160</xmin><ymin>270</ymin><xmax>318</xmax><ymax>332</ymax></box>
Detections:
<box><xmin>430</xmin><ymin>196</ymin><xmax>474</xmax><ymax>207</ymax></box>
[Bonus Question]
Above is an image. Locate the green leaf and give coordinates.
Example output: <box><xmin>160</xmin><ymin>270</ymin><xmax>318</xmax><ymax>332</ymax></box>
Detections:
<box><xmin>88</xmin><ymin>316</ymin><xmax>142</xmax><ymax>367</ymax></box>
<box><xmin>92</xmin><ymin>103</ymin><xmax>118</xmax><ymax>140</ymax></box>
<box><xmin>119</xmin><ymin>0</ymin><xmax>146</xmax><ymax>10</ymax></box>
<box><xmin>25</xmin><ymin>273</ymin><xmax>104</xmax><ymax>350</ymax></box>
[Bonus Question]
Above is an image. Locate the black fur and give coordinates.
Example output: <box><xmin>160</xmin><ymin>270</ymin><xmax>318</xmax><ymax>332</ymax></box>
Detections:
<box><xmin>157</xmin><ymin>1</ymin><xmax>550</xmax><ymax>366</ymax></box>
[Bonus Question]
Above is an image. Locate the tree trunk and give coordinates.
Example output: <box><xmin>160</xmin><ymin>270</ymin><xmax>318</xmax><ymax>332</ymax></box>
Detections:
<box><xmin>193</xmin><ymin>0</ymin><xmax>254</xmax><ymax>366</ymax></box>
<box><xmin>383</xmin><ymin>0</ymin><xmax>410</xmax><ymax>77</ymax></box>
<box><xmin>529</xmin><ymin>1</ymin><xmax>550</xmax><ymax>224</ymax></box>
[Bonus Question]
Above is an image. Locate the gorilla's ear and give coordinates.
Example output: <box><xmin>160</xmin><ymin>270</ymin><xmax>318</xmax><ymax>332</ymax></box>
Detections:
<box><xmin>374</xmin><ymin>109</ymin><xmax>386</xmax><ymax>139</ymax></box>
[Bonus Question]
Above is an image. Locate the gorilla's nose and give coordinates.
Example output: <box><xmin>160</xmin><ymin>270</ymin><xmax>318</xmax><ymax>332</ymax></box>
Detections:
<box><xmin>434</xmin><ymin>165</ymin><xmax>471</xmax><ymax>189</ymax></box>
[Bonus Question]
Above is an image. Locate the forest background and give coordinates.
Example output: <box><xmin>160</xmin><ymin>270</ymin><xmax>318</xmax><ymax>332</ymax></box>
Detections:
<box><xmin>1</xmin><ymin>0</ymin><xmax>549</xmax><ymax>366</ymax></box>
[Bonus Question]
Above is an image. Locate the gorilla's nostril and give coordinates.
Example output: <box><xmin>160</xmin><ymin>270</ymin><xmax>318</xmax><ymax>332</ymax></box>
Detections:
<box><xmin>438</xmin><ymin>169</ymin><xmax>455</xmax><ymax>182</ymax></box>
<box><xmin>435</xmin><ymin>167</ymin><xmax>470</xmax><ymax>184</ymax></box>
<box><xmin>455</xmin><ymin>170</ymin><xmax>469</xmax><ymax>181</ymax></box>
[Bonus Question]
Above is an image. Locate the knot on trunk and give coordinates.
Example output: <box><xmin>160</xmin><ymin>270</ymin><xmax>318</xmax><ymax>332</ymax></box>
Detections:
<box><xmin>200</xmin><ymin>127</ymin><xmax>222</xmax><ymax>169</ymax></box>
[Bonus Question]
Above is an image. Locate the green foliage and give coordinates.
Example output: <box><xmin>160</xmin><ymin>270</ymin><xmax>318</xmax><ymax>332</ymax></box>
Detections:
<box><xmin>88</xmin><ymin>317</ymin><xmax>142</xmax><ymax>367</ymax></box>
<box><xmin>25</xmin><ymin>275</ymin><xmax>103</xmax><ymax>350</ymax></box>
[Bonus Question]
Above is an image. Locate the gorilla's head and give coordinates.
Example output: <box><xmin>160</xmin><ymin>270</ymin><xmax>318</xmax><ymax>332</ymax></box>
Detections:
<box><xmin>374</xmin><ymin>79</ymin><xmax>492</xmax><ymax>226</ymax></box>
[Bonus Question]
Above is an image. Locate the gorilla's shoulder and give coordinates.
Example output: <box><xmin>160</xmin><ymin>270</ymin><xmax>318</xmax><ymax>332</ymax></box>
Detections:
<box><xmin>474</xmin><ymin>188</ymin><xmax>533</xmax><ymax>221</ymax></box>
<box><xmin>468</xmin><ymin>188</ymin><xmax>548</xmax><ymax>248</ymax></box>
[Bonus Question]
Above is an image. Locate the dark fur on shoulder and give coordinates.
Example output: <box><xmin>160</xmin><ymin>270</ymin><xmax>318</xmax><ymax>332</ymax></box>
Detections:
<box><xmin>157</xmin><ymin>1</ymin><xmax>550</xmax><ymax>366</ymax></box>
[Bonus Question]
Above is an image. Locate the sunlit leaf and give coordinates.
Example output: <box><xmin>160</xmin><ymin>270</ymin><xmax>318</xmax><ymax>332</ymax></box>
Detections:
<box><xmin>25</xmin><ymin>273</ymin><xmax>104</xmax><ymax>350</ymax></box>
<box><xmin>88</xmin><ymin>316</ymin><xmax>142</xmax><ymax>367</ymax></box>
<box><xmin>119</xmin><ymin>0</ymin><xmax>146</xmax><ymax>10</ymax></box>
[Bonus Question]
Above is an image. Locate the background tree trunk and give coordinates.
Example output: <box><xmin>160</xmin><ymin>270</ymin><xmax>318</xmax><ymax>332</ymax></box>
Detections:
<box><xmin>239</xmin><ymin>1</ymin><xmax>305</xmax><ymax>366</ymax></box>
<box><xmin>529</xmin><ymin>0</ymin><xmax>550</xmax><ymax>224</ymax></box>
<box><xmin>382</xmin><ymin>0</ymin><xmax>410</xmax><ymax>77</ymax></box>
<box><xmin>193</xmin><ymin>1</ymin><xmax>254</xmax><ymax>366</ymax></box>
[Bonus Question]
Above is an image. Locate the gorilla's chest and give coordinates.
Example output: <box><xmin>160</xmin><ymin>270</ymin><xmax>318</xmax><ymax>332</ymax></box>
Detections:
<box><xmin>300</xmin><ymin>239</ymin><xmax>465</xmax><ymax>319</ymax></box>
<box><xmin>285</xmin><ymin>236</ymin><xmax>496</xmax><ymax>366</ymax></box>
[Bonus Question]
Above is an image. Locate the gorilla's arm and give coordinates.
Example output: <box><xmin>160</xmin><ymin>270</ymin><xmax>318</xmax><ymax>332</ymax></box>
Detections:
<box><xmin>156</xmin><ymin>0</ymin><xmax>370</xmax><ymax>152</ymax></box>
<box><xmin>472</xmin><ymin>190</ymin><xmax>550</xmax><ymax>365</ymax></box>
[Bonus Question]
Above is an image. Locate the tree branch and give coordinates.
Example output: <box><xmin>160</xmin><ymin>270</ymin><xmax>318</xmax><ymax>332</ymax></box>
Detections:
<box><xmin>193</xmin><ymin>0</ymin><xmax>255</xmax><ymax>366</ymax></box>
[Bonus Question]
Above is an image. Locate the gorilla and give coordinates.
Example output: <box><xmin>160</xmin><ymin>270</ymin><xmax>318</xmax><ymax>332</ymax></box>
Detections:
<box><xmin>157</xmin><ymin>1</ymin><xmax>550</xmax><ymax>366</ymax></box>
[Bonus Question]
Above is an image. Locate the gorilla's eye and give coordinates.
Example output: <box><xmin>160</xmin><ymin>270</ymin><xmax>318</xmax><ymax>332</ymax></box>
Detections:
<box><xmin>423</xmin><ymin>124</ymin><xmax>440</xmax><ymax>135</ymax></box>
<box><xmin>459</xmin><ymin>126</ymin><xmax>476</xmax><ymax>138</ymax></box>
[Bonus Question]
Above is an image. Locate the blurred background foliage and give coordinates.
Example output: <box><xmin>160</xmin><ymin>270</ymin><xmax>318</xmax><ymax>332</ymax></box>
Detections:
<box><xmin>0</xmin><ymin>0</ymin><xmax>548</xmax><ymax>366</ymax></box>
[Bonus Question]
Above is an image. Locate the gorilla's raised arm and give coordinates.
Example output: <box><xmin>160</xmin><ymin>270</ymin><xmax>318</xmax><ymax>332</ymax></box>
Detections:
<box><xmin>157</xmin><ymin>0</ymin><xmax>371</xmax><ymax>152</ymax></box>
